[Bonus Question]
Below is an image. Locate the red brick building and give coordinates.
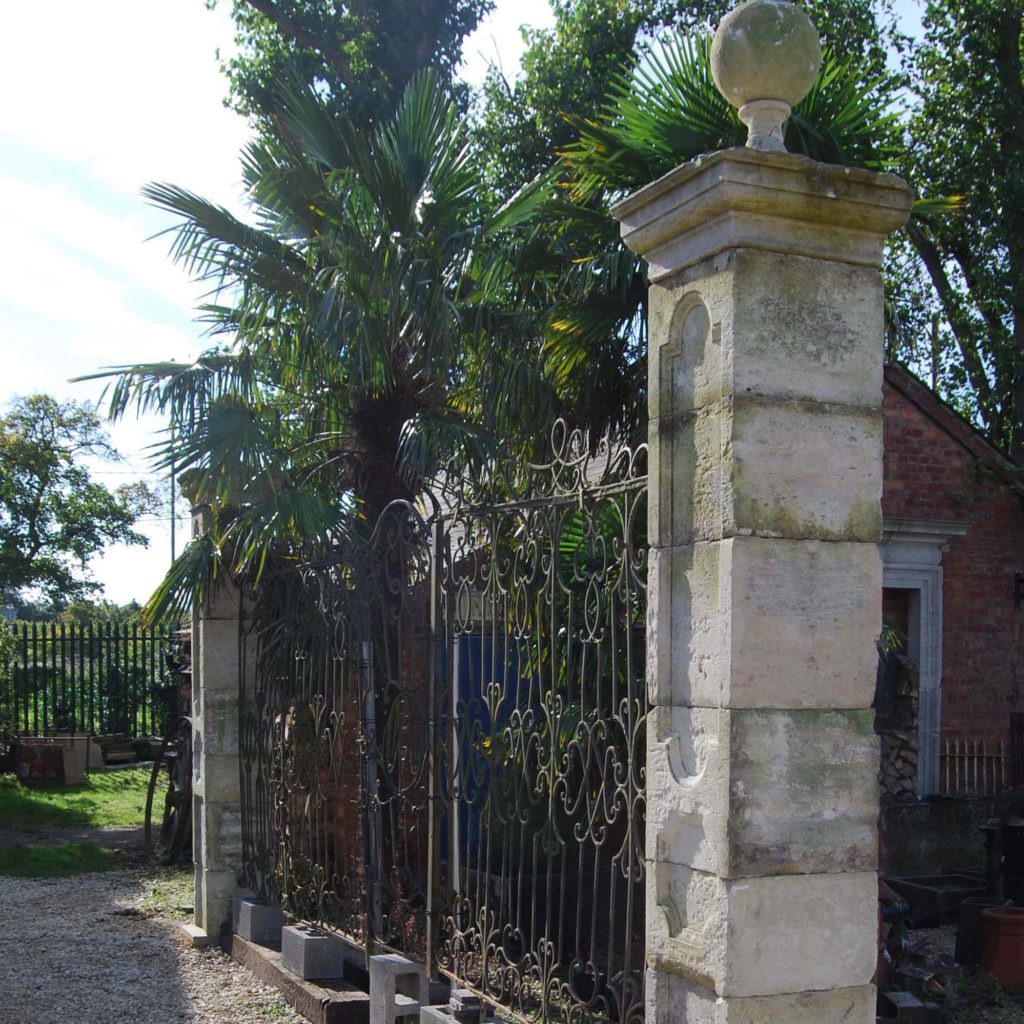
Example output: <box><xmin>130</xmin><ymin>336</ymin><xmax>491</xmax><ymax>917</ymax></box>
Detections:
<box><xmin>880</xmin><ymin>363</ymin><xmax>1024</xmax><ymax>801</ymax></box>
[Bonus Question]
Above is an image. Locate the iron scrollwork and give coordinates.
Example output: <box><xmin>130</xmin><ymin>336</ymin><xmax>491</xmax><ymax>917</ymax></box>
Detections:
<box><xmin>239</xmin><ymin>421</ymin><xmax>648</xmax><ymax>1024</ymax></box>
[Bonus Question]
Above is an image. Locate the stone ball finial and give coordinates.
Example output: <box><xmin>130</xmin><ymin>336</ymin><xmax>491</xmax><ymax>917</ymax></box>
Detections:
<box><xmin>711</xmin><ymin>0</ymin><xmax>822</xmax><ymax>153</ymax></box>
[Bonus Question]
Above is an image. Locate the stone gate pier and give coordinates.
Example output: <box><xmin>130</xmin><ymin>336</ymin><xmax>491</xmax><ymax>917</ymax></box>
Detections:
<box><xmin>613</xmin><ymin>3</ymin><xmax>914</xmax><ymax>1020</ymax></box>
<box><xmin>188</xmin><ymin>495</ymin><xmax>247</xmax><ymax>942</ymax></box>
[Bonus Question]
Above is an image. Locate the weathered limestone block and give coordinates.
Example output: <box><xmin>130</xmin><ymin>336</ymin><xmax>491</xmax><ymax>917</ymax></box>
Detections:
<box><xmin>649</xmin><ymin>394</ymin><xmax>882</xmax><ymax>546</ymax></box>
<box><xmin>646</xmin><ymin>972</ymin><xmax>876</xmax><ymax>1024</ymax></box>
<box><xmin>203</xmin><ymin>801</ymin><xmax>244</xmax><ymax>864</ymax></box>
<box><xmin>648</xmin><ymin>536</ymin><xmax>881</xmax><ymax>709</ymax></box>
<box><xmin>196</xmin><ymin>700</ymin><xmax>240</xmax><ymax>756</ymax></box>
<box><xmin>199</xmin><ymin>867</ymin><xmax>240</xmax><ymax>935</ymax></box>
<box><xmin>203</xmin><ymin>576</ymin><xmax>243</xmax><ymax>620</ymax></box>
<box><xmin>614</xmin><ymin>149</ymin><xmax>913</xmax><ymax>285</ymax></box>
<box><xmin>647</xmin><ymin>705</ymin><xmax>878</xmax><ymax>878</ymax></box>
<box><xmin>646</xmin><ymin>865</ymin><xmax>877</xmax><ymax>997</ymax></box>
<box><xmin>197</xmin><ymin>617</ymin><xmax>242</xmax><ymax>696</ymax></box>
<box><xmin>647</xmin><ymin>251</ymin><xmax>888</xmax><ymax>419</ymax></box>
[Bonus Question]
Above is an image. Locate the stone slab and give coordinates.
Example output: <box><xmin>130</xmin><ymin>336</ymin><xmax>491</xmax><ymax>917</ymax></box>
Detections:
<box><xmin>224</xmin><ymin>929</ymin><xmax>371</xmax><ymax>1024</ymax></box>
<box><xmin>612</xmin><ymin>147</ymin><xmax>913</xmax><ymax>279</ymax></box>
<box><xmin>283</xmin><ymin>924</ymin><xmax>350</xmax><ymax>981</ymax></box>
<box><xmin>50</xmin><ymin>735</ymin><xmax>89</xmax><ymax>785</ymax></box>
<box><xmin>179</xmin><ymin>922</ymin><xmax>217</xmax><ymax>949</ymax></box>
<box><xmin>646</xmin><ymin>867</ymin><xmax>877</xmax><ymax>997</ymax></box>
<box><xmin>647</xmin><ymin>705</ymin><xmax>878</xmax><ymax>879</ymax></box>
<box><xmin>649</xmin><ymin>397</ymin><xmax>882</xmax><ymax>546</ymax></box>
<box><xmin>648</xmin><ymin>536</ymin><xmax>881</xmax><ymax>709</ymax></box>
<box><xmin>646</xmin><ymin>971</ymin><xmax>876</xmax><ymax>1023</ymax></box>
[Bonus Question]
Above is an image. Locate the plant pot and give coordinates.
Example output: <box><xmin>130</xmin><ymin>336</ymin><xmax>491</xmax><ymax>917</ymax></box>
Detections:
<box><xmin>956</xmin><ymin>897</ymin><xmax>1012</xmax><ymax>965</ymax></box>
<box><xmin>980</xmin><ymin>906</ymin><xmax>1024</xmax><ymax>991</ymax></box>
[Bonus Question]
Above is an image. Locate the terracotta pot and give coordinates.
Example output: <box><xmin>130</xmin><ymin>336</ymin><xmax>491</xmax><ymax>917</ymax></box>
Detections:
<box><xmin>956</xmin><ymin>897</ymin><xmax>1012</xmax><ymax>966</ymax></box>
<box><xmin>980</xmin><ymin>906</ymin><xmax>1024</xmax><ymax>991</ymax></box>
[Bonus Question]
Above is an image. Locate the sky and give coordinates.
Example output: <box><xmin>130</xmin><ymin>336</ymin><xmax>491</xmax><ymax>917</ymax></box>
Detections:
<box><xmin>0</xmin><ymin>0</ymin><xmax>921</xmax><ymax>608</ymax></box>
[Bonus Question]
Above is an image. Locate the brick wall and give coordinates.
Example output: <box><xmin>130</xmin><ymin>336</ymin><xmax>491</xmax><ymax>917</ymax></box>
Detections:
<box><xmin>882</xmin><ymin>368</ymin><xmax>1024</xmax><ymax>753</ymax></box>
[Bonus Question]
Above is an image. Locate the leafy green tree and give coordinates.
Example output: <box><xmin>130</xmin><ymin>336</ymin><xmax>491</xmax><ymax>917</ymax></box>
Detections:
<box><xmin>85</xmin><ymin>72</ymin><xmax>547</xmax><ymax>621</ymax></box>
<box><xmin>209</xmin><ymin>0</ymin><xmax>493</xmax><ymax>126</ymax></box>
<box><xmin>895</xmin><ymin>1</ymin><xmax>1024</xmax><ymax>460</ymax></box>
<box><xmin>59</xmin><ymin>598</ymin><xmax>143</xmax><ymax>626</ymax></box>
<box><xmin>0</xmin><ymin>395</ymin><xmax>157</xmax><ymax>607</ymax></box>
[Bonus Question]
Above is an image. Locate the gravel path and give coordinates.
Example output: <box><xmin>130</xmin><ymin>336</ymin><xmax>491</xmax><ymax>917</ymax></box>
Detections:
<box><xmin>0</xmin><ymin>867</ymin><xmax>306</xmax><ymax>1024</ymax></box>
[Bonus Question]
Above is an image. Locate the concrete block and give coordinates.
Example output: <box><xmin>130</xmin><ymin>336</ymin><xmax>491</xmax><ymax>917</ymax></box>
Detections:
<box><xmin>647</xmin><ymin>705</ymin><xmax>878</xmax><ymax>878</ymax></box>
<box><xmin>419</xmin><ymin>1009</ymin><xmax>457</xmax><ymax>1024</ymax></box>
<box><xmin>646</xmin><ymin>971</ymin><xmax>876</xmax><ymax>1023</ymax></box>
<box><xmin>649</xmin><ymin>536</ymin><xmax>880</xmax><ymax>709</ymax></box>
<box><xmin>647</xmin><ymin>866</ymin><xmax>877</xmax><ymax>997</ymax></box>
<box><xmin>281</xmin><ymin>923</ymin><xmax>348</xmax><ymax>980</ymax></box>
<box><xmin>233</xmin><ymin>896</ymin><xmax>286</xmax><ymax>944</ymax></box>
<box><xmin>370</xmin><ymin>953</ymin><xmax>429</xmax><ymax>1024</ymax></box>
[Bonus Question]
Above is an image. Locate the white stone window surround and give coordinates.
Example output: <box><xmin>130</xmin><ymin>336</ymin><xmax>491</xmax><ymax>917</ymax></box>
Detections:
<box><xmin>880</xmin><ymin>517</ymin><xmax>969</xmax><ymax>796</ymax></box>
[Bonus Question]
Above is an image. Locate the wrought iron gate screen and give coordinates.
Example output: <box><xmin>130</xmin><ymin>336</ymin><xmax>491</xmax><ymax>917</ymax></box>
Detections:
<box><xmin>240</xmin><ymin>423</ymin><xmax>647</xmax><ymax>1024</ymax></box>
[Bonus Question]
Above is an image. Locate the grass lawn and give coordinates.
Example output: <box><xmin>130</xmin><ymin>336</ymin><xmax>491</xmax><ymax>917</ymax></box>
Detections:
<box><xmin>0</xmin><ymin>841</ymin><xmax>119</xmax><ymax>878</ymax></box>
<box><xmin>0</xmin><ymin>765</ymin><xmax>151</xmax><ymax>829</ymax></box>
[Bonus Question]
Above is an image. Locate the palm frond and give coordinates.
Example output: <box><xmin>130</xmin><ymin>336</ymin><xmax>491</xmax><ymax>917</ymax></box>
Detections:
<box><xmin>143</xmin><ymin>533</ymin><xmax>218</xmax><ymax>625</ymax></box>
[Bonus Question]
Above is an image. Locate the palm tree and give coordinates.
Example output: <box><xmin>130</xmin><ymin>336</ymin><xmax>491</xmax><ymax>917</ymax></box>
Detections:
<box><xmin>537</xmin><ymin>31</ymin><xmax>959</xmax><ymax>442</ymax></box>
<box><xmin>80</xmin><ymin>70</ymin><xmax>550</xmax><ymax>621</ymax></box>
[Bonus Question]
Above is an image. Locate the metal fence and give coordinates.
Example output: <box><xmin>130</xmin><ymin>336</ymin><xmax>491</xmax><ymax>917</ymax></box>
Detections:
<box><xmin>240</xmin><ymin>423</ymin><xmax>648</xmax><ymax>1024</ymax></box>
<box><xmin>3</xmin><ymin>621</ymin><xmax>176</xmax><ymax>737</ymax></box>
<box><xmin>940</xmin><ymin>738</ymin><xmax>1009</xmax><ymax>797</ymax></box>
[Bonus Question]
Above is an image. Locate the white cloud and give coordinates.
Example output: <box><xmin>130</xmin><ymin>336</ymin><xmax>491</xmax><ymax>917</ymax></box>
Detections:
<box><xmin>0</xmin><ymin>0</ymin><xmax>558</xmax><ymax>608</ymax></box>
<box><xmin>0</xmin><ymin>1</ymin><xmax>249</xmax><ymax>197</ymax></box>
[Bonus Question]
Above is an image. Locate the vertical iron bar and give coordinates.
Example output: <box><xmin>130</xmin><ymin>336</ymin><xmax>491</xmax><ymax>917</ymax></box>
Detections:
<box><xmin>128</xmin><ymin>622</ymin><xmax>136</xmax><ymax>735</ymax></box>
<box><xmin>425</xmin><ymin>518</ymin><xmax>444</xmax><ymax>979</ymax></box>
<box><xmin>36</xmin><ymin>618</ymin><xmax>44</xmax><ymax>733</ymax></box>
<box><xmin>139</xmin><ymin>623</ymin><xmax>147</xmax><ymax>736</ymax></box>
<box><xmin>105</xmin><ymin>620</ymin><xmax>113</xmax><ymax>734</ymax></box>
<box><xmin>58</xmin><ymin>621</ymin><xmax>65</xmax><ymax>732</ymax></box>
<box><xmin>87</xmin><ymin>623</ymin><xmax>95</xmax><ymax>734</ymax></box>
<box><xmin>18</xmin><ymin>623</ymin><xmax>27</xmax><ymax>732</ymax></box>
<box><xmin>77</xmin><ymin>623</ymin><xmax>85</xmax><ymax>734</ymax></box>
